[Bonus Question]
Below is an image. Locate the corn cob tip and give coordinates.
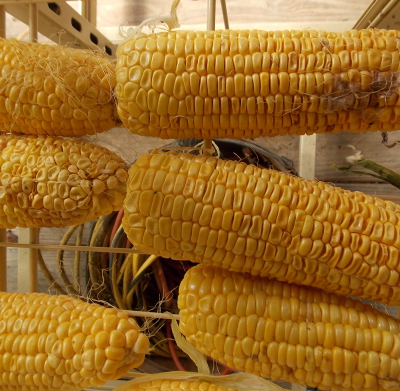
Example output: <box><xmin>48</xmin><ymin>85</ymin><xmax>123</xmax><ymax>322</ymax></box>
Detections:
<box><xmin>0</xmin><ymin>291</ymin><xmax>149</xmax><ymax>391</ymax></box>
<box><xmin>0</xmin><ymin>38</ymin><xmax>118</xmax><ymax>137</ymax></box>
<box><xmin>0</xmin><ymin>135</ymin><xmax>129</xmax><ymax>228</ymax></box>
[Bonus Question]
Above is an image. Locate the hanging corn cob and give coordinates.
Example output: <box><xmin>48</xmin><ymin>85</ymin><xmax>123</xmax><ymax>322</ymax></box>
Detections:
<box><xmin>0</xmin><ymin>39</ymin><xmax>117</xmax><ymax>137</ymax></box>
<box><xmin>178</xmin><ymin>264</ymin><xmax>400</xmax><ymax>391</ymax></box>
<box><xmin>112</xmin><ymin>372</ymin><xmax>285</xmax><ymax>391</ymax></box>
<box><xmin>114</xmin><ymin>377</ymin><xmax>237</xmax><ymax>391</ymax></box>
<box><xmin>0</xmin><ymin>135</ymin><xmax>128</xmax><ymax>228</ymax></box>
<box><xmin>0</xmin><ymin>291</ymin><xmax>149</xmax><ymax>391</ymax></box>
<box><xmin>116</xmin><ymin>28</ymin><xmax>400</xmax><ymax>139</ymax></box>
<box><xmin>123</xmin><ymin>152</ymin><xmax>400</xmax><ymax>305</ymax></box>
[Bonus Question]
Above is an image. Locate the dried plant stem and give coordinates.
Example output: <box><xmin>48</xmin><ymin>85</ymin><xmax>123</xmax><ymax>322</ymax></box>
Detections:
<box><xmin>0</xmin><ymin>242</ymin><xmax>148</xmax><ymax>254</ymax></box>
<box><xmin>333</xmin><ymin>159</ymin><xmax>400</xmax><ymax>189</ymax></box>
<box><xmin>122</xmin><ymin>310</ymin><xmax>180</xmax><ymax>320</ymax></box>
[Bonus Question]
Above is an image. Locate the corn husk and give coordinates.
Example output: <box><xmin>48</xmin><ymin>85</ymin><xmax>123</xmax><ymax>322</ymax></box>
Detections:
<box><xmin>111</xmin><ymin>314</ymin><xmax>286</xmax><ymax>391</ymax></box>
<box><xmin>114</xmin><ymin>372</ymin><xmax>286</xmax><ymax>391</ymax></box>
<box><xmin>169</xmin><ymin>312</ymin><xmax>210</xmax><ymax>376</ymax></box>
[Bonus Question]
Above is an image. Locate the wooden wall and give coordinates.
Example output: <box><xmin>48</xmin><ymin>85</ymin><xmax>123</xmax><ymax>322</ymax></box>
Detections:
<box><xmin>95</xmin><ymin>0</ymin><xmax>373</xmax><ymax>28</ymax></box>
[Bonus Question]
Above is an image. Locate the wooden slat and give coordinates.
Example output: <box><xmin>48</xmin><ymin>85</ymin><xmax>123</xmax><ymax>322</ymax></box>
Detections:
<box><xmin>220</xmin><ymin>0</ymin><xmax>229</xmax><ymax>29</ymax></box>
<box><xmin>17</xmin><ymin>228</ymin><xmax>38</xmax><ymax>293</ymax></box>
<box><xmin>0</xmin><ymin>4</ymin><xmax>5</xmax><ymax>36</ymax></box>
<box><xmin>0</xmin><ymin>5</ymin><xmax>6</xmax><ymax>293</ymax></box>
<box><xmin>298</xmin><ymin>134</ymin><xmax>316</xmax><ymax>180</ymax></box>
<box><xmin>203</xmin><ymin>0</ymin><xmax>216</xmax><ymax>156</ymax></box>
<box><xmin>28</xmin><ymin>2</ymin><xmax>37</xmax><ymax>41</ymax></box>
<box><xmin>5</xmin><ymin>1</ymin><xmax>116</xmax><ymax>56</ymax></box>
<box><xmin>0</xmin><ymin>242</ymin><xmax>147</xmax><ymax>254</ymax></box>
<box><xmin>82</xmin><ymin>0</ymin><xmax>97</xmax><ymax>26</ymax></box>
<box><xmin>17</xmin><ymin>3</ymin><xmax>40</xmax><ymax>294</ymax></box>
<box><xmin>0</xmin><ymin>0</ymin><xmax>78</xmax><ymax>3</ymax></box>
<box><xmin>95</xmin><ymin>0</ymin><xmax>372</xmax><ymax>29</ymax></box>
<box><xmin>354</xmin><ymin>0</ymin><xmax>400</xmax><ymax>29</ymax></box>
<box><xmin>0</xmin><ymin>229</ymin><xmax>6</xmax><ymax>292</ymax></box>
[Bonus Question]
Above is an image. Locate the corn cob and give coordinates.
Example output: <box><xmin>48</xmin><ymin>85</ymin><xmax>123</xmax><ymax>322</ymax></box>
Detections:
<box><xmin>114</xmin><ymin>378</ymin><xmax>237</xmax><ymax>391</ymax></box>
<box><xmin>123</xmin><ymin>152</ymin><xmax>400</xmax><ymax>305</ymax></box>
<box><xmin>0</xmin><ymin>135</ymin><xmax>128</xmax><ymax>228</ymax></box>
<box><xmin>178</xmin><ymin>264</ymin><xmax>400</xmax><ymax>391</ymax></box>
<box><xmin>116</xmin><ymin>28</ymin><xmax>400</xmax><ymax>139</ymax></box>
<box><xmin>0</xmin><ymin>39</ymin><xmax>117</xmax><ymax>137</ymax></box>
<box><xmin>0</xmin><ymin>291</ymin><xmax>149</xmax><ymax>391</ymax></box>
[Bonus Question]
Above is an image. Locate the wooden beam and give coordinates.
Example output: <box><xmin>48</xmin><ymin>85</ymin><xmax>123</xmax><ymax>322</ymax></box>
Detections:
<box><xmin>0</xmin><ymin>5</ymin><xmax>6</xmax><ymax>293</ymax></box>
<box><xmin>220</xmin><ymin>0</ymin><xmax>229</xmax><ymax>29</ymax></box>
<box><xmin>0</xmin><ymin>229</ymin><xmax>6</xmax><ymax>292</ymax></box>
<box><xmin>203</xmin><ymin>0</ymin><xmax>217</xmax><ymax>156</ymax></box>
<box><xmin>0</xmin><ymin>5</ymin><xmax>5</xmax><ymax>36</ymax></box>
<box><xmin>298</xmin><ymin>134</ymin><xmax>317</xmax><ymax>180</ymax></box>
<box><xmin>82</xmin><ymin>0</ymin><xmax>97</xmax><ymax>27</ymax></box>
<box><xmin>28</xmin><ymin>2</ymin><xmax>38</xmax><ymax>41</ymax></box>
<box><xmin>207</xmin><ymin>0</ymin><xmax>216</xmax><ymax>30</ymax></box>
<box><xmin>17</xmin><ymin>3</ymin><xmax>40</xmax><ymax>294</ymax></box>
<box><xmin>5</xmin><ymin>1</ymin><xmax>116</xmax><ymax>57</ymax></box>
<box><xmin>0</xmin><ymin>0</ymin><xmax>78</xmax><ymax>4</ymax></box>
<box><xmin>0</xmin><ymin>242</ymin><xmax>147</xmax><ymax>254</ymax></box>
<box><xmin>296</xmin><ymin>135</ymin><xmax>316</xmax><ymax>391</ymax></box>
<box><xmin>17</xmin><ymin>228</ymin><xmax>38</xmax><ymax>293</ymax></box>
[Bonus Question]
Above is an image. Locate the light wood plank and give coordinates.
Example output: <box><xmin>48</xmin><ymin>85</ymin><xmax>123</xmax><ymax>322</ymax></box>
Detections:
<box><xmin>2</xmin><ymin>242</ymin><xmax>146</xmax><ymax>254</ymax></box>
<box><xmin>82</xmin><ymin>0</ymin><xmax>97</xmax><ymax>26</ymax></box>
<box><xmin>28</xmin><ymin>2</ymin><xmax>37</xmax><ymax>41</ymax></box>
<box><xmin>17</xmin><ymin>228</ymin><xmax>38</xmax><ymax>293</ymax></box>
<box><xmin>0</xmin><ymin>229</ymin><xmax>6</xmax><ymax>292</ymax></box>
<box><xmin>95</xmin><ymin>0</ymin><xmax>372</xmax><ymax>29</ymax></box>
<box><xmin>299</xmin><ymin>134</ymin><xmax>316</xmax><ymax>180</ymax></box>
<box><xmin>0</xmin><ymin>5</ymin><xmax>6</xmax><ymax>293</ymax></box>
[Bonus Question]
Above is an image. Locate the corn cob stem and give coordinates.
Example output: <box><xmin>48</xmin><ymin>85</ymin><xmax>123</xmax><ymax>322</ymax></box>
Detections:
<box><xmin>334</xmin><ymin>159</ymin><xmax>400</xmax><ymax>189</ymax></box>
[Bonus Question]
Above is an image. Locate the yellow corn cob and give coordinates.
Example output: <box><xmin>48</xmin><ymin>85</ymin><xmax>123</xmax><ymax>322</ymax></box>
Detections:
<box><xmin>123</xmin><ymin>152</ymin><xmax>400</xmax><ymax>305</ymax></box>
<box><xmin>0</xmin><ymin>39</ymin><xmax>117</xmax><ymax>137</ymax></box>
<box><xmin>0</xmin><ymin>135</ymin><xmax>128</xmax><ymax>228</ymax></box>
<box><xmin>0</xmin><ymin>291</ymin><xmax>149</xmax><ymax>391</ymax></box>
<box><xmin>178</xmin><ymin>264</ymin><xmax>400</xmax><ymax>391</ymax></box>
<box><xmin>114</xmin><ymin>378</ymin><xmax>237</xmax><ymax>391</ymax></box>
<box><xmin>116</xmin><ymin>28</ymin><xmax>400</xmax><ymax>139</ymax></box>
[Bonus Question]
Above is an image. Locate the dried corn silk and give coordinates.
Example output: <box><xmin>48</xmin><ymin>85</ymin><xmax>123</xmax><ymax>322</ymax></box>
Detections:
<box><xmin>116</xmin><ymin>28</ymin><xmax>400</xmax><ymax>139</ymax></box>
<box><xmin>123</xmin><ymin>152</ymin><xmax>400</xmax><ymax>305</ymax></box>
<box><xmin>0</xmin><ymin>39</ymin><xmax>118</xmax><ymax>137</ymax></box>
<box><xmin>178</xmin><ymin>264</ymin><xmax>400</xmax><ymax>391</ymax></box>
<box><xmin>0</xmin><ymin>135</ymin><xmax>128</xmax><ymax>228</ymax></box>
<box><xmin>0</xmin><ymin>291</ymin><xmax>149</xmax><ymax>391</ymax></box>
